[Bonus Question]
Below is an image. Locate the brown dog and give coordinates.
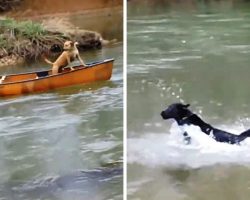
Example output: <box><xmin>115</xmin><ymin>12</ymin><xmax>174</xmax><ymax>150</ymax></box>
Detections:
<box><xmin>44</xmin><ymin>41</ymin><xmax>86</xmax><ymax>75</ymax></box>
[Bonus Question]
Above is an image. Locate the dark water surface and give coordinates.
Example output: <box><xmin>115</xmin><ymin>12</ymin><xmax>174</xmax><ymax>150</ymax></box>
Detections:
<box><xmin>128</xmin><ymin>1</ymin><xmax>250</xmax><ymax>200</ymax></box>
<box><xmin>0</xmin><ymin>12</ymin><xmax>123</xmax><ymax>200</ymax></box>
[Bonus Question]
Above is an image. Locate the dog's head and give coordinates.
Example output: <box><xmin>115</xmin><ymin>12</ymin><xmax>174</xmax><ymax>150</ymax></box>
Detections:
<box><xmin>63</xmin><ymin>41</ymin><xmax>74</xmax><ymax>50</ymax></box>
<box><xmin>161</xmin><ymin>103</ymin><xmax>192</xmax><ymax>121</ymax></box>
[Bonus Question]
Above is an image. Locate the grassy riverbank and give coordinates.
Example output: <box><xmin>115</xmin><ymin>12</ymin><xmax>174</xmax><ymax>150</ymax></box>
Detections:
<box><xmin>0</xmin><ymin>18</ymin><xmax>102</xmax><ymax>66</ymax></box>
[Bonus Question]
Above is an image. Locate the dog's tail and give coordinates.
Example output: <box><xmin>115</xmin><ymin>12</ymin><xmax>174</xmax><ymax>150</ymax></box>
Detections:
<box><xmin>238</xmin><ymin>129</ymin><xmax>250</xmax><ymax>142</ymax></box>
<box><xmin>42</xmin><ymin>54</ymin><xmax>53</xmax><ymax>65</ymax></box>
<box><xmin>44</xmin><ymin>57</ymin><xmax>53</xmax><ymax>65</ymax></box>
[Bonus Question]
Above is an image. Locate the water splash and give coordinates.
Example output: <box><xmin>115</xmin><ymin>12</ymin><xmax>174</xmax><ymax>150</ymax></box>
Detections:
<box><xmin>128</xmin><ymin>122</ymin><xmax>250</xmax><ymax>169</ymax></box>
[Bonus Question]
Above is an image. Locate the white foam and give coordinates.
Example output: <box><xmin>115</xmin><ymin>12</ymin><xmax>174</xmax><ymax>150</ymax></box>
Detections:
<box><xmin>128</xmin><ymin>123</ymin><xmax>250</xmax><ymax>169</ymax></box>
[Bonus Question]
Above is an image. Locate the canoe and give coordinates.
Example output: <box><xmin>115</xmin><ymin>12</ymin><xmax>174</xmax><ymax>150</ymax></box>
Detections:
<box><xmin>0</xmin><ymin>58</ymin><xmax>114</xmax><ymax>97</ymax></box>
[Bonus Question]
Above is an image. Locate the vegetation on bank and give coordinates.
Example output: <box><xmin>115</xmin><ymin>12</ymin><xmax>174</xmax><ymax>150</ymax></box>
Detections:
<box><xmin>0</xmin><ymin>18</ymin><xmax>102</xmax><ymax>66</ymax></box>
<box><xmin>0</xmin><ymin>18</ymin><xmax>56</xmax><ymax>59</ymax></box>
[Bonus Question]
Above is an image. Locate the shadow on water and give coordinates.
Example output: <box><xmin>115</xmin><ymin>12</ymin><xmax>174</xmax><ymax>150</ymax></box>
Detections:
<box><xmin>52</xmin><ymin>81</ymin><xmax>117</xmax><ymax>96</ymax></box>
<box><xmin>1</xmin><ymin>167</ymin><xmax>122</xmax><ymax>200</ymax></box>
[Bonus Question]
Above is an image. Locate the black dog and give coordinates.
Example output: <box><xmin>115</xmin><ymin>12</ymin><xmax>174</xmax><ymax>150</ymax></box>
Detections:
<box><xmin>161</xmin><ymin>103</ymin><xmax>250</xmax><ymax>145</ymax></box>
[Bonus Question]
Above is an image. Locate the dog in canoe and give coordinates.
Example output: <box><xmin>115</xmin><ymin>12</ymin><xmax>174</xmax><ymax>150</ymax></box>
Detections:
<box><xmin>44</xmin><ymin>40</ymin><xmax>86</xmax><ymax>75</ymax></box>
<box><xmin>161</xmin><ymin>103</ymin><xmax>250</xmax><ymax>145</ymax></box>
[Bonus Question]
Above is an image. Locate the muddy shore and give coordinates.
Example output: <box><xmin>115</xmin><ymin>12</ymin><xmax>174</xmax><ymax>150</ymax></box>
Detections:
<box><xmin>2</xmin><ymin>0</ymin><xmax>122</xmax><ymax>16</ymax></box>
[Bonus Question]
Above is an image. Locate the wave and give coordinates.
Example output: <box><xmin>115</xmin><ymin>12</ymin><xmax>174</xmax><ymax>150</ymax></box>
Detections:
<box><xmin>128</xmin><ymin>123</ymin><xmax>250</xmax><ymax>169</ymax></box>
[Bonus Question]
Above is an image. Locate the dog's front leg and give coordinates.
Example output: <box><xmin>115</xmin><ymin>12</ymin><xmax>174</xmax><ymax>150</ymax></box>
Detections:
<box><xmin>66</xmin><ymin>56</ymin><xmax>74</xmax><ymax>71</ymax></box>
<box><xmin>77</xmin><ymin>54</ymin><xmax>86</xmax><ymax>66</ymax></box>
<box><xmin>183</xmin><ymin>132</ymin><xmax>191</xmax><ymax>145</ymax></box>
<box><xmin>179</xmin><ymin>125</ymin><xmax>192</xmax><ymax>145</ymax></box>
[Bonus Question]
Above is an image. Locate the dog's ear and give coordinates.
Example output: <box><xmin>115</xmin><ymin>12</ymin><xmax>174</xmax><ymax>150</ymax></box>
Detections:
<box><xmin>70</xmin><ymin>41</ymin><xmax>74</xmax><ymax>46</ymax></box>
<box><xmin>183</xmin><ymin>104</ymin><xmax>190</xmax><ymax>108</ymax></box>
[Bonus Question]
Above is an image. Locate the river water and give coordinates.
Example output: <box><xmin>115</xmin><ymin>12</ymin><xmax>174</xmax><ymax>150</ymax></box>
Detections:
<box><xmin>0</xmin><ymin>11</ymin><xmax>123</xmax><ymax>200</ymax></box>
<box><xmin>128</xmin><ymin>1</ymin><xmax>250</xmax><ymax>200</ymax></box>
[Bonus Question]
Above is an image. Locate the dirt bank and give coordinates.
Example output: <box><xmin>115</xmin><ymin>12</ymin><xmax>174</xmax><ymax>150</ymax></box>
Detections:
<box><xmin>5</xmin><ymin>0</ymin><xmax>122</xmax><ymax>17</ymax></box>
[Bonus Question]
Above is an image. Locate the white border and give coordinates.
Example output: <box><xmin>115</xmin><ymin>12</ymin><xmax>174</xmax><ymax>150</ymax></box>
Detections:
<box><xmin>123</xmin><ymin>0</ymin><xmax>127</xmax><ymax>199</ymax></box>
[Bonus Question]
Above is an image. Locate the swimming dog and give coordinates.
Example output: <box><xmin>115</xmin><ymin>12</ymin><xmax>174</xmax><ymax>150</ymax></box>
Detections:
<box><xmin>44</xmin><ymin>41</ymin><xmax>86</xmax><ymax>75</ymax></box>
<box><xmin>161</xmin><ymin>103</ymin><xmax>250</xmax><ymax>144</ymax></box>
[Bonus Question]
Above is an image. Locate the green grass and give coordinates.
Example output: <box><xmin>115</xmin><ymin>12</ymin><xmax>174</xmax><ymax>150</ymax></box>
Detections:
<box><xmin>0</xmin><ymin>18</ymin><xmax>46</xmax><ymax>39</ymax></box>
<box><xmin>0</xmin><ymin>18</ymin><xmax>65</xmax><ymax>59</ymax></box>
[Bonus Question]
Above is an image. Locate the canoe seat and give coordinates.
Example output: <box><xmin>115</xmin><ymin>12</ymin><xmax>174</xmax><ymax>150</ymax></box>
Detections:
<box><xmin>36</xmin><ymin>71</ymin><xmax>49</xmax><ymax>78</ymax></box>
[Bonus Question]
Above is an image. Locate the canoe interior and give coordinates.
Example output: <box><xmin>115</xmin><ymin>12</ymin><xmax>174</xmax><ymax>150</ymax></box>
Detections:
<box><xmin>0</xmin><ymin>59</ymin><xmax>113</xmax><ymax>85</ymax></box>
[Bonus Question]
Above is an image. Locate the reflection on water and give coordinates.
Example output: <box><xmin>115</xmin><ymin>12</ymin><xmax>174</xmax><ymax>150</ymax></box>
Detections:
<box><xmin>0</xmin><ymin>12</ymin><xmax>123</xmax><ymax>200</ymax></box>
<box><xmin>128</xmin><ymin>1</ymin><xmax>250</xmax><ymax>200</ymax></box>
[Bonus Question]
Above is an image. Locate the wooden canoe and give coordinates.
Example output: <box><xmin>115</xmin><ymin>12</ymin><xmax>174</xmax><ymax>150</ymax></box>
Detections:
<box><xmin>0</xmin><ymin>58</ymin><xmax>114</xmax><ymax>97</ymax></box>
